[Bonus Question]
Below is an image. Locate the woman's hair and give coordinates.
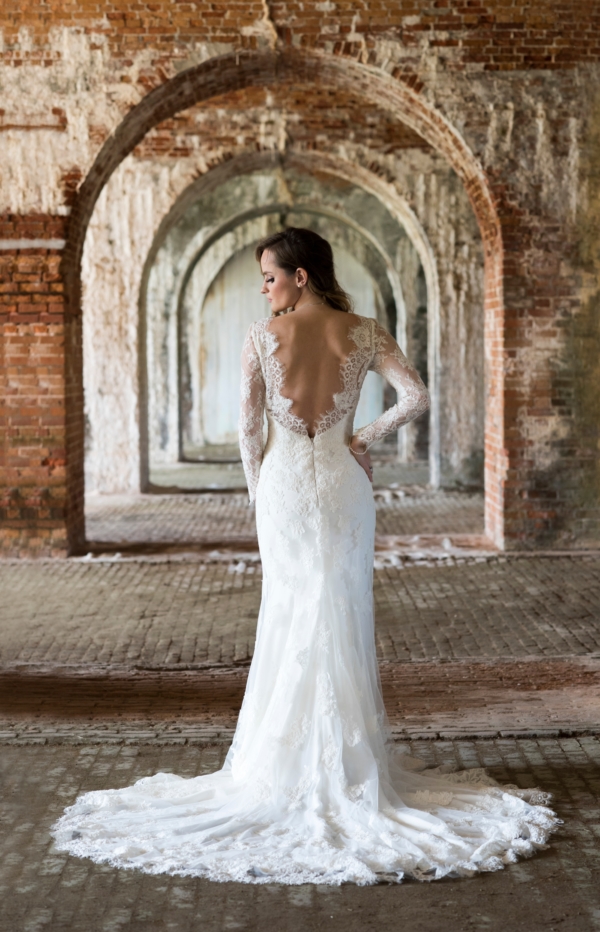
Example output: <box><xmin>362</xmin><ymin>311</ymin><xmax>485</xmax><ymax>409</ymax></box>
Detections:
<box><xmin>255</xmin><ymin>227</ymin><xmax>353</xmax><ymax>313</ymax></box>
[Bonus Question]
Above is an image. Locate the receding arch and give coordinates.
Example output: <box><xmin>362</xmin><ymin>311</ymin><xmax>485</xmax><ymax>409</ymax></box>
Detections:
<box><xmin>66</xmin><ymin>47</ymin><xmax>503</xmax><ymax>550</ymax></box>
<box><xmin>138</xmin><ymin>158</ymin><xmax>415</xmax><ymax>486</ymax></box>
<box><xmin>137</xmin><ymin>150</ymin><xmax>440</xmax><ymax>489</ymax></box>
<box><xmin>66</xmin><ymin>50</ymin><xmax>500</xmax><ymax>298</ymax></box>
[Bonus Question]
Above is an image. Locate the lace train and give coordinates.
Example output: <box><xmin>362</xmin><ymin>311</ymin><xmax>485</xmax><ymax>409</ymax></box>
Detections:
<box><xmin>52</xmin><ymin>749</ymin><xmax>559</xmax><ymax>885</ymax></box>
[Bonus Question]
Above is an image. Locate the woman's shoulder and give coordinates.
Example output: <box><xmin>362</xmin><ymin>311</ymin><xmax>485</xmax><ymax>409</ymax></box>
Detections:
<box><xmin>245</xmin><ymin>317</ymin><xmax>275</xmax><ymax>356</ymax></box>
<box><xmin>348</xmin><ymin>312</ymin><xmax>376</xmax><ymax>326</ymax></box>
<box><xmin>350</xmin><ymin>315</ymin><xmax>396</xmax><ymax>340</ymax></box>
<box><xmin>246</xmin><ymin>317</ymin><xmax>272</xmax><ymax>338</ymax></box>
<box><xmin>346</xmin><ymin>313</ymin><xmax>377</xmax><ymax>348</ymax></box>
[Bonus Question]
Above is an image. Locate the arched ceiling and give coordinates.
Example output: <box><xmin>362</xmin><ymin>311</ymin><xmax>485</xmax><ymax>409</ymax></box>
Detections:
<box><xmin>132</xmin><ymin>84</ymin><xmax>435</xmax><ymax>163</ymax></box>
<box><xmin>142</xmin><ymin>161</ymin><xmax>418</xmax><ymax>335</ymax></box>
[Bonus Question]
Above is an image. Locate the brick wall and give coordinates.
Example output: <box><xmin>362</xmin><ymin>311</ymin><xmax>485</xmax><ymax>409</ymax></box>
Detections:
<box><xmin>1</xmin><ymin>2</ymin><xmax>599</xmax><ymax>70</ymax></box>
<box><xmin>0</xmin><ymin>216</ymin><xmax>72</xmax><ymax>555</ymax></box>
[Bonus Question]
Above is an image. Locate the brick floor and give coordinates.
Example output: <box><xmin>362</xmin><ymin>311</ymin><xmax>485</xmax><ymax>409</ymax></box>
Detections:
<box><xmin>84</xmin><ymin>489</ymin><xmax>485</xmax><ymax>550</ymax></box>
<box><xmin>2</xmin><ymin>502</ymin><xmax>600</xmax><ymax>927</ymax></box>
<box><xmin>2</xmin><ymin>556</ymin><xmax>600</xmax><ymax>742</ymax></box>
<box><xmin>85</xmin><ymin>495</ymin><xmax>259</xmax><ymax>547</ymax></box>
<box><xmin>0</xmin><ymin>520</ymin><xmax>600</xmax><ymax>932</ymax></box>
<box><xmin>0</xmin><ymin>738</ymin><xmax>599</xmax><ymax>932</ymax></box>
<box><xmin>1</xmin><ymin>557</ymin><xmax>599</xmax><ymax>672</ymax></box>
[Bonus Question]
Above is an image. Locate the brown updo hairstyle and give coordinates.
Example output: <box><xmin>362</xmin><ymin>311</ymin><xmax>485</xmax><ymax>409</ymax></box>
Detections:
<box><xmin>255</xmin><ymin>227</ymin><xmax>354</xmax><ymax>314</ymax></box>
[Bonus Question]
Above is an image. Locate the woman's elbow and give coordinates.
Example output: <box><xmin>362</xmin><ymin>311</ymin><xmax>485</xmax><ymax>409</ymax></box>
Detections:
<box><xmin>416</xmin><ymin>383</ymin><xmax>431</xmax><ymax>414</ymax></box>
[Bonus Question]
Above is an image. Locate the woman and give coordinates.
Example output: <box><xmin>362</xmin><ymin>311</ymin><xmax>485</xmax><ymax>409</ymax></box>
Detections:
<box><xmin>52</xmin><ymin>227</ymin><xmax>558</xmax><ymax>884</ymax></box>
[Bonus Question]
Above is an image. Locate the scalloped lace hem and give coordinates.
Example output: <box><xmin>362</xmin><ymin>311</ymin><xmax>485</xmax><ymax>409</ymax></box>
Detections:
<box><xmin>53</xmin><ymin>821</ymin><xmax>560</xmax><ymax>887</ymax></box>
<box><xmin>51</xmin><ymin>777</ymin><xmax>561</xmax><ymax>886</ymax></box>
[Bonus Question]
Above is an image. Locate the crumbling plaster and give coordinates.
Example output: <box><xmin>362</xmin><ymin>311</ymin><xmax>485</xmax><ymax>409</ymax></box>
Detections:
<box><xmin>82</xmin><ymin>157</ymin><xmax>201</xmax><ymax>493</ymax></box>
<box><xmin>0</xmin><ymin>27</ymin><xmax>233</xmax><ymax>214</ymax></box>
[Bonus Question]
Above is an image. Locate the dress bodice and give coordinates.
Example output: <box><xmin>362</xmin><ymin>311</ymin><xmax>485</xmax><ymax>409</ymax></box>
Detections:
<box><xmin>239</xmin><ymin>313</ymin><xmax>430</xmax><ymax>501</ymax></box>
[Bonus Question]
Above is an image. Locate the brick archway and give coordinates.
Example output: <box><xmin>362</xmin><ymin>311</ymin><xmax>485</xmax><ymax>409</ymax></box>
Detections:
<box><xmin>64</xmin><ymin>48</ymin><xmax>503</xmax><ymax>552</ymax></box>
<box><xmin>134</xmin><ymin>149</ymin><xmax>441</xmax><ymax>494</ymax></box>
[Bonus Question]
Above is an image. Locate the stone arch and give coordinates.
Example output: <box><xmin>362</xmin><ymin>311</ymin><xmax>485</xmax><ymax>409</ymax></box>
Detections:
<box><xmin>179</xmin><ymin>214</ymin><xmax>398</xmax><ymax>458</ymax></box>
<box><xmin>65</xmin><ymin>47</ymin><xmax>503</xmax><ymax>550</ymax></box>
<box><xmin>136</xmin><ymin>150</ymin><xmax>437</xmax><ymax>489</ymax></box>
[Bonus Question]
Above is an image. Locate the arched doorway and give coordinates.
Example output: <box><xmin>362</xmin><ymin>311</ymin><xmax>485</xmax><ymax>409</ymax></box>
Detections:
<box><xmin>65</xmin><ymin>48</ymin><xmax>503</xmax><ymax>551</ymax></box>
<box><xmin>186</xmin><ymin>241</ymin><xmax>384</xmax><ymax>454</ymax></box>
<box><xmin>136</xmin><ymin>166</ymin><xmax>416</xmax><ymax>490</ymax></box>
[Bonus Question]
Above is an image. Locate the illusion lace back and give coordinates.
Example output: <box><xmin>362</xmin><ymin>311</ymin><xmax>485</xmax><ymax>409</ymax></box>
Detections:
<box><xmin>52</xmin><ymin>312</ymin><xmax>560</xmax><ymax>885</ymax></box>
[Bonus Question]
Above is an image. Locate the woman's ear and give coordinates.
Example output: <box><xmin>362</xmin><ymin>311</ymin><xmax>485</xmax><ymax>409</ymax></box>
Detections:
<box><xmin>296</xmin><ymin>267</ymin><xmax>308</xmax><ymax>288</ymax></box>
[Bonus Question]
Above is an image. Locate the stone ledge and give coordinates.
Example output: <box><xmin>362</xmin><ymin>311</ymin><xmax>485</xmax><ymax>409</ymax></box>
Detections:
<box><xmin>2</xmin><ymin>657</ymin><xmax>598</xmax><ymax>744</ymax></box>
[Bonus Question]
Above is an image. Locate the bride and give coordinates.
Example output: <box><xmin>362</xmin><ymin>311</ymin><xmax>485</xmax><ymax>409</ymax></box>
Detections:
<box><xmin>52</xmin><ymin>227</ymin><xmax>559</xmax><ymax>884</ymax></box>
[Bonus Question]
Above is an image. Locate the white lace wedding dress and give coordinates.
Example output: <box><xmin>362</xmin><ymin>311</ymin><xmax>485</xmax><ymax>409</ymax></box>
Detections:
<box><xmin>52</xmin><ymin>313</ymin><xmax>559</xmax><ymax>884</ymax></box>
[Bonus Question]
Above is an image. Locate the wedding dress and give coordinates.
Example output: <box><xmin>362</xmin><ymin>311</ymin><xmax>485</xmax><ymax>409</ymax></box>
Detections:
<box><xmin>52</xmin><ymin>312</ymin><xmax>559</xmax><ymax>884</ymax></box>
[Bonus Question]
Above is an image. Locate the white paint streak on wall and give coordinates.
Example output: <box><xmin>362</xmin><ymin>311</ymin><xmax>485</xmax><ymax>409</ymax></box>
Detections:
<box><xmin>83</xmin><ymin>156</ymin><xmax>200</xmax><ymax>492</ymax></box>
<box><xmin>0</xmin><ymin>26</ymin><xmax>232</xmax><ymax>214</ymax></box>
<box><xmin>0</xmin><ymin>28</ymin><xmax>123</xmax><ymax>213</ymax></box>
<box><xmin>419</xmin><ymin>171</ymin><xmax>485</xmax><ymax>482</ymax></box>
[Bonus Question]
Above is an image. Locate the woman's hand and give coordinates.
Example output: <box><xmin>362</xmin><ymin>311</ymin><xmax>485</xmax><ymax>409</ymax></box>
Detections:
<box><xmin>350</xmin><ymin>440</ymin><xmax>373</xmax><ymax>483</ymax></box>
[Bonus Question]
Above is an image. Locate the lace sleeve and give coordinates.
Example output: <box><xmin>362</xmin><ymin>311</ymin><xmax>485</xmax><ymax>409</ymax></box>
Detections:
<box><xmin>352</xmin><ymin>320</ymin><xmax>430</xmax><ymax>453</ymax></box>
<box><xmin>239</xmin><ymin>324</ymin><xmax>266</xmax><ymax>503</ymax></box>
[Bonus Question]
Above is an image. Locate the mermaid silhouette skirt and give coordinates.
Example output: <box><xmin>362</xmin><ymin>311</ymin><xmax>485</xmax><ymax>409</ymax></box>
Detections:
<box><xmin>51</xmin><ymin>416</ymin><xmax>559</xmax><ymax>884</ymax></box>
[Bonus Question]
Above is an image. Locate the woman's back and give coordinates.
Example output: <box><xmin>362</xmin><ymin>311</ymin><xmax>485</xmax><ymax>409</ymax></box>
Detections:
<box><xmin>267</xmin><ymin>306</ymin><xmax>359</xmax><ymax>438</ymax></box>
<box><xmin>239</xmin><ymin>307</ymin><xmax>429</xmax><ymax>503</ymax></box>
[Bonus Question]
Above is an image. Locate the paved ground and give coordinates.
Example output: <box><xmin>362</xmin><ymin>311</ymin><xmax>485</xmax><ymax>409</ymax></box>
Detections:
<box><xmin>149</xmin><ymin>458</ymin><xmax>430</xmax><ymax>493</ymax></box>
<box><xmin>1</xmin><ymin>555</ymin><xmax>600</xmax><ymax>741</ymax></box>
<box><xmin>1</xmin><ymin>738</ymin><xmax>599</xmax><ymax>932</ymax></box>
<box><xmin>1</xmin><ymin>658</ymin><xmax>600</xmax><ymax>744</ymax></box>
<box><xmin>2</xmin><ymin>557</ymin><xmax>599</xmax><ymax>670</ymax></box>
<box><xmin>85</xmin><ymin>489</ymin><xmax>485</xmax><ymax>552</ymax></box>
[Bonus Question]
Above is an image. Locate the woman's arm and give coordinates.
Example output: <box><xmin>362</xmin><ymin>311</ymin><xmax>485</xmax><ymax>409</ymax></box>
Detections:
<box><xmin>239</xmin><ymin>324</ymin><xmax>266</xmax><ymax>503</ymax></box>
<box><xmin>351</xmin><ymin>320</ymin><xmax>430</xmax><ymax>454</ymax></box>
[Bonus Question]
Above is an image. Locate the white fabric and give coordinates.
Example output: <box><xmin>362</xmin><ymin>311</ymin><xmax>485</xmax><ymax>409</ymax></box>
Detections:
<box><xmin>52</xmin><ymin>313</ymin><xmax>559</xmax><ymax>885</ymax></box>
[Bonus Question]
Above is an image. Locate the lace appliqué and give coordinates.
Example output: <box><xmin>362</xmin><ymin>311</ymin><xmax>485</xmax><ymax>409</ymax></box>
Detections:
<box><xmin>239</xmin><ymin>316</ymin><xmax>430</xmax><ymax>499</ymax></box>
<box><xmin>316</xmin><ymin>672</ymin><xmax>337</xmax><ymax>716</ymax></box>
<box><xmin>284</xmin><ymin>774</ymin><xmax>312</xmax><ymax>809</ymax></box>
<box><xmin>321</xmin><ymin>737</ymin><xmax>339</xmax><ymax>771</ymax></box>
<box><xmin>344</xmin><ymin>782</ymin><xmax>367</xmax><ymax>802</ymax></box>
<box><xmin>239</xmin><ymin>324</ymin><xmax>266</xmax><ymax>503</ymax></box>
<box><xmin>296</xmin><ymin>647</ymin><xmax>310</xmax><ymax>669</ymax></box>
<box><xmin>279</xmin><ymin>714</ymin><xmax>310</xmax><ymax>750</ymax></box>
<box><xmin>353</xmin><ymin>320</ymin><xmax>430</xmax><ymax>452</ymax></box>
<box><xmin>342</xmin><ymin>716</ymin><xmax>362</xmax><ymax>747</ymax></box>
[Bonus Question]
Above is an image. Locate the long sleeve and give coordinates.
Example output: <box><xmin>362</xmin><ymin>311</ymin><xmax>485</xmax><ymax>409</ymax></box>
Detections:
<box><xmin>239</xmin><ymin>324</ymin><xmax>266</xmax><ymax>503</ymax></box>
<box><xmin>352</xmin><ymin>320</ymin><xmax>430</xmax><ymax>453</ymax></box>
